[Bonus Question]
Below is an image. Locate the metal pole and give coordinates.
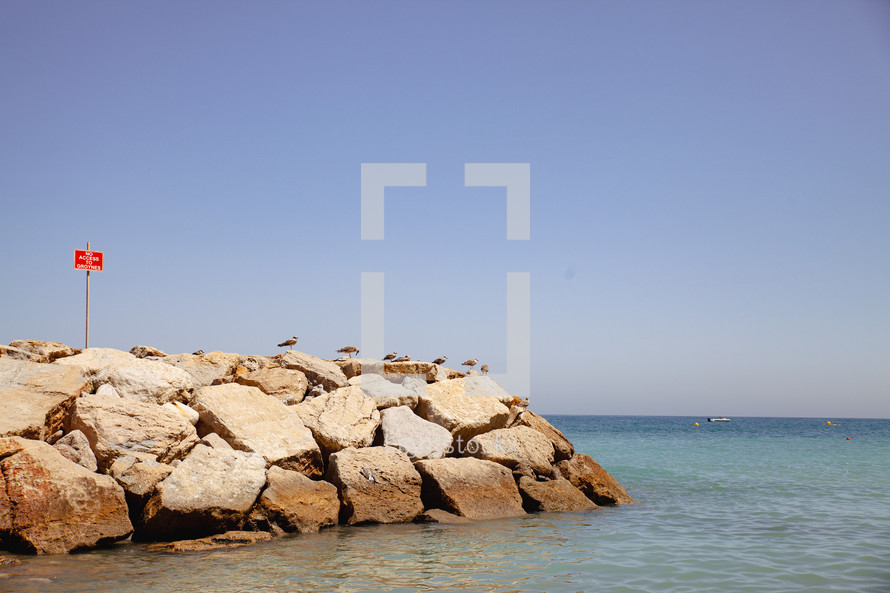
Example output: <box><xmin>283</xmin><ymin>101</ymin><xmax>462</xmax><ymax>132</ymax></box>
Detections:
<box><xmin>86</xmin><ymin>241</ymin><xmax>90</xmax><ymax>349</ymax></box>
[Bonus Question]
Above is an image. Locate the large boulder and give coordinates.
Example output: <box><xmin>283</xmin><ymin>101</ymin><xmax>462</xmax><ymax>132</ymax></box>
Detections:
<box><xmin>191</xmin><ymin>384</ymin><xmax>323</xmax><ymax>478</ymax></box>
<box><xmin>280</xmin><ymin>351</ymin><xmax>348</xmax><ymax>392</ymax></box>
<box><xmin>554</xmin><ymin>454</ymin><xmax>634</xmax><ymax>506</ymax></box>
<box><xmin>0</xmin><ymin>358</ymin><xmax>89</xmax><ymax>440</ymax></box>
<box><xmin>160</xmin><ymin>351</ymin><xmax>243</xmax><ymax>388</ymax></box>
<box><xmin>53</xmin><ymin>347</ymin><xmax>134</xmax><ymax>374</ymax></box>
<box><xmin>7</xmin><ymin>340</ymin><xmax>79</xmax><ymax>363</ymax></box>
<box><xmin>414</xmin><ymin>379</ymin><xmax>510</xmax><ymax>450</ymax></box>
<box><xmin>508</xmin><ymin>410</ymin><xmax>574</xmax><ymax>461</ymax></box>
<box><xmin>251</xmin><ymin>466</ymin><xmax>339</xmax><ymax>534</ymax></box>
<box><xmin>334</xmin><ymin>358</ymin><xmax>383</xmax><ymax>380</ymax></box>
<box><xmin>65</xmin><ymin>394</ymin><xmax>200</xmax><ymax>471</ymax></box>
<box><xmin>463</xmin><ymin>375</ymin><xmax>515</xmax><ymax>406</ymax></box>
<box><xmin>292</xmin><ymin>386</ymin><xmax>380</xmax><ymax>456</ymax></box>
<box><xmin>234</xmin><ymin>367</ymin><xmax>309</xmax><ymax>405</ymax></box>
<box><xmin>108</xmin><ymin>454</ymin><xmax>174</xmax><ymax>523</ymax></box>
<box><xmin>325</xmin><ymin>446</ymin><xmax>423</xmax><ymax>525</ymax></box>
<box><xmin>465</xmin><ymin>426</ymin><xmax>555</xmax><ymax>475</ymax></box>
<box><xmin>357</xmin><ymin>374</ymin><xmax>419</xmax><ymax>409</ymax></box>
<box><xmin>0</xmin><ymin>437</ymin><xmax>132</xmax><ymax>554</ymax></box>
<box><xmin>517</xmin><ymin>477</ymin><xmax>597</xmax><ymax>513</ymax></box>
<box><xmin>383</xmin><ymin>361</ymin><xmax>462</xmax><ymax>382</ymax></box>
<box><xmin>138</xmin><ymin>444</ymin><xmax>266</xmax><ymax>541</ymax></box>
<box><xmin>52</xmin><ymin>429</ymin><xmax>98</xmax><ymax>472</ymax></box>
<box><xmin>379</xmin><ymin>406</ymin><xmax>453</xmax><ymax>461</ymax></box>
<box><xmin>414</xmin><ymin>457</ymin><xmax>525</xmax><ymax>520</ymax></box>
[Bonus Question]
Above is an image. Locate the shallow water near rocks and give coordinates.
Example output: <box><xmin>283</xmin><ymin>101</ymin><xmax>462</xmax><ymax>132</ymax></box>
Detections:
<box><xmin>2</xmin><ymin>416</ymin><xmax>888</xmax><ymax>593</ymax></box>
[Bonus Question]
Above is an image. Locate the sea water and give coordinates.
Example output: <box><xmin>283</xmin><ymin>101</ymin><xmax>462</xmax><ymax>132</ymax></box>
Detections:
<box><xmin>2</xmin><ymin>416</ymin><xmax>888</xmax><ymax>593</ymax></box>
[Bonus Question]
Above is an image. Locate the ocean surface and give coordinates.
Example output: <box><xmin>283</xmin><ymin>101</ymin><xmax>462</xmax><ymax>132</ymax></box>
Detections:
<box><xmin>2</xmin><ymin>416</ymin><xmax>888</xmax><ymax>593</ymax></box>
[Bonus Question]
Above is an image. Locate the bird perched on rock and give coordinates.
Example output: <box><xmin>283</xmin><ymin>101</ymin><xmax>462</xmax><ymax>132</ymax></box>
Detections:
<box><xmin>383</xmin><ymin>352</ymin><xmax>397</xmax><ymax>361</ymax></box>
<box><xmin>192</xmin><ymin>349</ymin><xmax>204</xmax><ymax>356</ymax></box>
<box><xmin>480</xmin><ymin>364</ymin><xmax>489</xmax><ymax>374</ymax></box>
<box><xmin>432</xmin><ymin>355</ymin><xmax>447</xmax><ymax>365</ymax></box>
<box><xmin>462</xmin><ymin>358</ymin><xmax>477</xmax><ymax>371</ymax></box>
<box><xmin>337</xmin><ymin>345</ymin><xmax>360</xmax><ymax>358</ymax></box>
<box><xmin>360</xmin><ymin>466</ymin><xmax>377</xmax><ymax>483</ymax></box>
<box><xmin>277</xmin><ymin>336</ymin><xmax>298</xmax><ymax>350</ymax></box>
<box><xmin>393</xmin><ymin>355</ymin><xmax>411</xmax><ymax>362</ymax></box>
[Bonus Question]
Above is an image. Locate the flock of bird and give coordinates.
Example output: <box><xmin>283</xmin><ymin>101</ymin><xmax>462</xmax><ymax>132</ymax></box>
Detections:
<box><xmin>276</xmin><ymin>336</ymin><xmax>489</xmax><ymax>373</ymax></box>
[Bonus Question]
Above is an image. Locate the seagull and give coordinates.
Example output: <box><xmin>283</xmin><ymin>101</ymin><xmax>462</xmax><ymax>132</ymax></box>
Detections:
<box><xmin>277</xmin><ymin>336</ymin><xmax>298</xmax><ymax>350</ymax></box>
<box><xmin>432</xmin><ymin>355</ymin><xmax>447</xmax><ymax>365</ymax></box>
<box><xmin>383</xmin><ymin>352</ymin><xmax>397</xmax><ymax>361</ymax></box>
<box><xmin>393</xmin><ymin>355</ymin><xmax>411</xmax><ymax>362</ymax></box>
<box><xmin>360</xmin><ymin>466</ymin><xmax>377</xmax><ymax>483</ymax></box>
<box><xmin>462</xmin><ymin>358</ymin><xmax>477</xmax><ymax>371</ymax></box>
<box><xmin>192</xmin><ymin>349</ymin><xmax>204</xmax><ymax>356</ymax></box>
<box><xmin>480</xmin><ymin>364</ymin><xmax>489</xmax><ymax>374</ymax></box>
<box><xmin>337</xmin><ymin>345</ymin><xmax>360</xmax><ymax>358</ymax></box>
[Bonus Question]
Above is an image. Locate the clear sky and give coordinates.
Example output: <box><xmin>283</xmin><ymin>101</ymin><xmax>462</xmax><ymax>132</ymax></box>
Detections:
<box><xmin>2</xmin><ymin>1</ymin><xmax>888</xmax><ymax>418</ymax></box>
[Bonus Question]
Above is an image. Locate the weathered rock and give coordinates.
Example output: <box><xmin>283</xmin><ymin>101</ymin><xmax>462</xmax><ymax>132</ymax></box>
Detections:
<box><xmin>358</xmin><ymin>374</ymin><xmax>419</xmax><ymax>409</ymax></box>
<box><xmin>334</xmin><ymin>358</ymin><xmax>383</xmax><ymax>380</ymax></box>
<box><xmin>95</xmin><ymin>383</ymin><xmax>121</xmax><ymax>398</ymax></box>
<box><xmin>379</xmin><ymin>406</ymin><xmax>452</xmax><ymax>461</ymax></box>
<box><xmin>508</xmin><ymin>410</ymin><xmax>574</xmax><ymax>461</ymax></box>
<box><xmin>161</xmin><ymin>401</ymin><xmax>199</xmax><ymax>425</ymax></box>
<box><xmin>161</xmin><ymin>351</ymin><xmax>243</xmax><ymax>388</ymax></box>
<box><xmin>201</xmin><ymin>432</ymin><xmax>233</xmax><ymax>450</ymax></box>
<box><xmin>0</xmin><ymin>344</ymin><xmax>43</xmax><ymax>362</ymax></box>
<box><xmin>147</xmin><ymin>530</ymin><xmax>273</xmax><ymax>552</ymax></box>
<box><xmin>54</xmin><ymin>347</ymin><xmax>136</xmax><ymax>375</ymax></box>
<box><xmin>53</xmin><ymin>430</ymin><xmax>98</xmax><ymax>472</ymax></box>
<box><xmin>191</xmin><ymin>384</ymin><xmax>323</xmax><ymax>478</ymax></box>
<box><xmin>414</xmin><ymin>379</ymin><xmax>510</xmax><ymax>449</ymax></box>
<box><xmin>252</xmin><ymin>466</ymin><xmax>339</xmax><ymax>534</ymax></box>
<box><xmin>0</xmin><ymin>437</ymin><xmax>132</xmax><ymax>554</ymax></box>
<box><xmin>280</xmin><ymin>351</ymin><xmax>348</xmax><ymax>392</ymax></box>
<box><xmin>413</xmin><ymin>457</ymin><xmax>525</xmax><ymax>520</ymax></box>
<box><xmin>129</xmin><ymin>345</ymin><xmax>167</xmax><ymax>358</ymax></box>
<box><xmin>517</xmin><ymin>476</ymin><xmax>597</xmax><ymax>513</ymax></box>
<box><xmin>554</xmin><ymin>454</ymin><xmax>634</xmax><ymax>506</ymax></box>
<box><xmin>65</xmin><ymin>394</ymin><xmax>200</xmax><ymax>471</ymax></box>
<box><xmin>138</xmin><ymin>444</ymin><xmax>266</xmax><ymax>541</ymax></box>
<box><xmin>383</xmin><ymin>361</ymin><xmax>462</xmax><ymax>382</ymax></box>
<box><xmin>0</xmin><ymin>358</ymin><xmax>90</xmax><ymax>440</ymax></box>
<box><xmin>292</xmin><ymin>386</ymin><xmax>380</xmax><ymax>456</ymax></box>
<box><xmin>325</xmin><ymin>446</ymin><xmax>423</xmax><ymax>525</ymax></box>
<box><xmin>465</xmin><ymin>426</ymin><xmax>555</xmax><ymax>475</ymax></box>
<box><xmin>234</xmin><ymin>367</ymin><xmax>308</xmax><ymax>405</ymax></box>
<box><xmin>109</xmin><ymin>454</ymin><xmax>174</xmax><ymax>524</ymax></box>
<box><xmin>415</xmin><ymin>509</ymin><xmax>471</xmax><ymax>524</ymax></box>
<box><xmin>463</xmin><ymin>375</ymin><xmax>515</xmax><ymax>406</ymax></box>
<box><xmin>8</xmin><ymin>340</ymin><xmax>79</xmax><ymax>363</ymax></box>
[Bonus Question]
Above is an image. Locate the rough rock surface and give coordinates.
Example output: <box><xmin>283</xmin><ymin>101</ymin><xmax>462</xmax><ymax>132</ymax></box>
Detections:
<box><xmin>65</xmin><ymin>394</ymin><xmax>200</xmax><ymax>471</ymax></box>
<box><xmin>415</xmin><ymin>509</ymin><xmax>471</xmax><ymax>524</ymax></box>
<box><xmin>191</xmin><ymin>384</ymin><xmax>323</xmax><ymax>478</ymax></box>
<box><xmin>414</xmin><ymin>457</ymin><xmax>525</xmax><ymax>520</ymax></box>
<box><xmin>160</xmin><ymin>351</ymin><xmax>242</xmax><ymax>388</ymax></box>
<box><xmin>280</xmin><ymin>351</ymin><xmax>348</xmax><ymax>392</ymax></box>
<box><xmin>139</xmin><ymin>444</ymin><xmax>267</xmax><ymax>541</ymax></box>
<box><xmin>53</xmin><ymin>429</ymin><xmax>98</xmax><ymax>472</ymax></box>
<box><xmin>508</xmin><ymin>410</ymin><xmax>574</xmax><ymax>462</ymax></box>
<box><xmin>251</xmin><ymin>466</ymin><xmax>339</xmax><ymax>534</ymax></box>
<box><xmin>463</xmin><ymin>375</ymin><xmax>516</xmax><ymax>406</ymax></box>
<box><xmin>109</xmin><ymin>454</ymin><xmax>174</xmax><ymax>524</ymax></box>
<box><xmin>379</xmin><ymin>405</ymin><xmax>452</xmax><ymax>461</ymax></box>
<box><xmin>129</xmin><ymin>345</ymin><xmax>167</xmax><ymax>358</ymax></box>
<box><xmin>234</xmin><ymin>367</ymin><xmax>309</xmax><ymax>405</ymax></box>
<box><xmin>334</xmin><ymin>358</ymin><xmax>383</xmax><ymax>380</ymax></box>
<box><xmin>292</xmin><ymin>386</ymin><xmax>380</xmax><ymax>456</ymax></box>
<box><xmin>162</xmin><ymin>401</ymin><xmax>200</xmax><ymax>425</ymax></box>
<box><xmin>54</xmin><ymin>347</ymin><xmax>135</xmax><ymax>375</ymax></box>
<box><xmin>325</xmin><ymin>446</ymin><xmax>424</xmax><ymax>525</ymax></box>
<box><xmin>465</xmin><ymin>426</ymin><xmax>555</xmax><ymax>475</ymax></box>
<box><xmin>517</xmin><ymin>477</ymin><xmax>597</xmax><ymax>512</ymax></box>
<box><xmin>147</xmin><ymin>530</ymin><xmax>273</xmax><ymax>552</ymax></box>
<box><xmin>0</xmin><ymin>358</ymin><xmax>90</xmax><ymax>440</ymax></box>
<box><xmin>414</xmin><ymin>379</ymin><xmax>510</xmax><ymax>448</ymax></box>
<box><xmin>358</xmin><ymin>374</ymin><xmax>420</xmax><ymax>409</ymax></box>
<box><xmin>554</xmin><ymin>454</ymin><xmax>634</xmax><ymax>506</ymax></box>
<box><xmin>8</xmin><ymin>340</ymin><xmax>79</xmax><ymax>363</ymax></box>
<box><xmin>383</xmin><ymin>361</ymin><xmax>462</xmax><ymax>382</ymax></box>
<box><xmin>0</xmin><ymin>437</ymin><xmax>133</xmax><ymax>554</ymax></box>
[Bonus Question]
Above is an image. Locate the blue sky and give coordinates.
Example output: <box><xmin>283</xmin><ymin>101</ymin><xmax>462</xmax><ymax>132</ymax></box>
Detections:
<box><xmin>2</xmin><ymin>1</ymin><xmax>888</xmax><ymax>417</ymax></box>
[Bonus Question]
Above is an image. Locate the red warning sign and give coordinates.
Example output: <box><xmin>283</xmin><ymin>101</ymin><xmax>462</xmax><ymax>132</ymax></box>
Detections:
<box><xmin>74</xmin><ymin>250</ymin><xmax>104</xmax><ymax>271</ymax></box>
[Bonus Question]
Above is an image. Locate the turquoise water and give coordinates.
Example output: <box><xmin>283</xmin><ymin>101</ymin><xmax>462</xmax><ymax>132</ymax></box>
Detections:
<box><xmin>2</xmin><ymin>416</ymin><xmax>888</xmax><ymax>593</ymax></box>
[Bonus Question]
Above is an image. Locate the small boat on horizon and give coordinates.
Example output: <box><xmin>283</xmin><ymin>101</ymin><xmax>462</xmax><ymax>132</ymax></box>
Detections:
<box><xmin>708</xmin><ymin>417</ymin><xmax>731</xmax><ymax>422</ymax></box>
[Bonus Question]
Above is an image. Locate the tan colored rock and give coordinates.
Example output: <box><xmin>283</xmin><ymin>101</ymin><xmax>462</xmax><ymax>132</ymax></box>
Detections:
<box><xmin>147</xmin><ymin>530</ymin><xmax>273</xmax><ymax>552</ymax></box>
<box><xmin>359</xmin><ymin>374</ymin><xmax>420</xmax><ymax>409</ymax></box>
<box><xmin>234</xmin><ymin>367</ymin><xmax>308</xmax><ymax>405</ymax></box>
<box><xmin>414</xmin><ymin>457</ymin><xmax>525</xmax><ymax>520</ymax></box>
<box><xmin>414</xmin><ymin>378</ymin><xmax>510</xmax><ymax>449</ymax></box>
<box><xmin>382</xmin><ymin>361</ymin><xmax>462</xmax><ymax>382</ymax></box>
<box><xmin>292</xmin><ymin>386</ymin><xmax>380</xmax><ymax>456</ymax></box>
<box><xmin>554</xmin><ymin>454</ymin><xmax>634</xmax><ymax>506</ymax></box>
<box><xmin>191</xmin><ymin>384</ymin><xmax>323</xmax><ymax>478</ymax></box>
<box><xmin>463</xmin><ymin>375</ymin><xmax>515</xmax><ymax>406</ymax></box>
<box><xmin>139</xmin><ymin>444</ymin><xmax>267</xmax><ymax>541</ymax></box>
<box><xmin>465</xmin><ymin>426</ymin><xmax>555</xmax><ymax>475</ymax></box>
<box><xmin>54</xmin><ymin>347</ymin><xmax>136</xmax><ymax>375</ymax></box>
<box><xmin>161</xmin><ymin>351</ymin><xmax>243</xmax><ymax>388</ymax></box>
<box><xmin>325</xmin><ymin>446</ymin><xmax>423</xmax><ymax>525</ymax></box>
<box><xmin>0</xmin><ymin>437</ymin><xmax>132</xmax><ymax>554</ymax></box>
<box><xmin>65</xmin><ymin>394</ymin><xmax>200</xmax><ymax>471</ymax></box>
<box><xmin>334</xmin><ymin>358</ymin><xmax>383</xmax><ymax>380</ymax></box>
<box><xmin>508</xmin><ymin>410</ymin><xmax>574</xmax><ymax>461</ymax></box>
<box><xmin>129</xmin><ymin>345</ymin><xmax>167</xmax><ymax>358</ymax></box>
<box><xmin>252</xmin><ymin>466</ymin><xmax>339</xmax><ymax>533</ymax></box>
<box><xmin>415</xmin><ymin>509</ymin><xmax>471</xmax><ymax>524</ymax></box>
<box><xmin>0</xmin><ymin>358</ymin><xmax>90</xmax><ymax>440</ymax></box>
<box><xmin>109</xmin><ymin>454</ymin><xmax>174</xmax><ymax>521</ymax></box>
<box><xmin>53</xmin><ymin>429</ymin><xmax>98</xmax><ymax>472</ymax></box>
<box><xmin>161</xmin><ymin>401</ymin><xmax>199</xmax><ymax>425</ymax></box>
<box><xmin>517</xmin><ymin>476</ymin><xmax>597</xmax><ymax>512</ymax></box>
<box><xmin>280</xmin><ymin>351</ymin><xmax>348</xmax><ymax>392</ymax></box>
<box><xmin>8</xmin><ymin>340</ymin><xmax>80</xmax><ymax>363</ymax></box>
<box><xmin>379</xmin><ymin>405</ymin><xmax>453</xmax><ymax>461</ymax></box>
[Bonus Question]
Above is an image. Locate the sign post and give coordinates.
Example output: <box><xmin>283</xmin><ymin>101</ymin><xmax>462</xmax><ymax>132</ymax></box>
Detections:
<box><xmin>74</xmin><ymin>243</ymin><xmax>104</xmax><ymax>348</ymax></box>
